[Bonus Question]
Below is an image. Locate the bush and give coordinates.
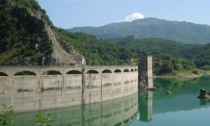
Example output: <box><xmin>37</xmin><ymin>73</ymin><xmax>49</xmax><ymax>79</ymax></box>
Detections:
<box><xmin>0</xmin><ymin>104</ymin><xmax>14</xmax><ymax>126</ymax></box>
<box><xmin>34</xmin><ymin>113</ymin><xmax>53</xmax><ymax>126</ymax></box>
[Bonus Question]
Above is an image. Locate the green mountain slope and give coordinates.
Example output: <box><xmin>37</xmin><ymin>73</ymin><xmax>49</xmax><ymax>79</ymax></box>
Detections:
<box><xmin>69</xmin><ymin>18</ymin><xmax>210</xmax><ymax>44</ymax></box>
<box><xmin>0</xmin><ymin>0</ymin><xmax>135</xmax><ymax>66</ymax></box>
<box><xmin>0</xmin><ymin>0</ymin><xmax>53</xmax><ymax>65</ymax></box>
<box><xmin>0</xmin><ymin>0</ymin><xmax>85</xmax><ymax>66</ymax></box>
<box><xmin>114</xmin><ymin>36</ymin><xmax>210</xmax><ymax>59</ymax></box>
<box><xmin>54</xmin><ymin>28</ymin><xmax>134</xmax><ymax>65</ymax></box>
<box><xmin>108</xmin><ymin>36</ymin><xmax>210</xmax><ymax>72</ymax></box>
<box><xmin>2</xmin><ymin>0</ymin><xmax>210</xmax><ymax>74</ymax></box>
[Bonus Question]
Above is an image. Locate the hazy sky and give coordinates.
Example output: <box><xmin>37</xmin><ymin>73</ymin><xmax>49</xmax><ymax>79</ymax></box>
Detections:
<box><xmin>37</xmin><ymin>0</ymin><xmax>210</xmax><ymax>28</ymax></box>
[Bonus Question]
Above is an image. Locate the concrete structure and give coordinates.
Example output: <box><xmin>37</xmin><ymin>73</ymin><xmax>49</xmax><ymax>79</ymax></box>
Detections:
<box><xmin>138</xmin><ymin>56</ymin><xmax>153</xmax><ymax>88</ymax></box>
<box><xmin>0</xmin><ymin>65</ymin><xmax>138</xmax><ymax>112</ymax></box>
<box><xmin>13</xmin><ymin>91</ymin><xmax>138</xmax><ymax>126</ymax></box>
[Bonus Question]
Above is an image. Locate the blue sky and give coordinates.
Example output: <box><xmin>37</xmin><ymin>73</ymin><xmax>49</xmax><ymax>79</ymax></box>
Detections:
<box><xmin>37</xmin><ymin>0</ymin><xmax>210</xmax><ymax>28</ymax></box>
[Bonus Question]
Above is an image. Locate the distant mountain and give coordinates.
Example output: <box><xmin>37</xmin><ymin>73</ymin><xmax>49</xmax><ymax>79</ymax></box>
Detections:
<box><xmin>3</xmin><ymin>0</ymin><xmax>210</xmax><ymax>68</ymax></box>
<box><xmin>69</xmin><ymin>18</ymin><xmax>210</xmax><ymax>44</ymax></box>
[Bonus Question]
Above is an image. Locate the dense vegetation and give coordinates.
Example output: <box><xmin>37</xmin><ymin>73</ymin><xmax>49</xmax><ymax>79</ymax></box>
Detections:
<box><xmin>1</xmin><ymin>0</ymin><xmax>210</xmax><ymax>76</ymax></box>
<box><xmin>0</xmin><ymin>0</ymin><xmax>52</xmax><ymax>65</ymax></box>
<box><xmin>108</xmin><ymin>36</ymin><xmax>210</xmax><ymax>74</ymax></box>
<box><xmin>0</xmin><ymin>0</ymin><xmax>135</xmax><ymax>66</ymax></box>
<box><xmin>54</xmin><ymin>27</ymin><xmax>210</xmax><ymax>75</ymax></box>
<box><xmin>54</xmin><ymin>28</ymin><xmax>134</xmax><ymax>65</ymax></box>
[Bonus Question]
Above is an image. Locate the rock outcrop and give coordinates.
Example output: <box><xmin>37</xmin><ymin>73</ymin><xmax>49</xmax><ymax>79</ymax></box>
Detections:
<box><xmin>45</xmin><ymin>25</ymin><xmax>85</xmax><ymax>66</ymax></box>
<box><xmin>198</xmin><ymin>89</ymin><xmax>210</xmax><ymax>99</ymax></box>
<box><xmin>138</xmin><ymin>82</ymin><xmax>157</xmax><ymax>91</ymax></box>
<box><xmin>166</xmin><ymin>91</ymin><xmax>172</xmax><ymax>95</ymax></box>
<box><xmin>0</xmin><ymin>0</ymin><xmax>85</xmax><ymax>66</ymax></box>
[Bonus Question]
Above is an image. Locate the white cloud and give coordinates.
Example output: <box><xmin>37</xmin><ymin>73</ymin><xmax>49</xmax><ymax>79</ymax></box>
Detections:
<box><xmin>122</xmin><ymin>12</ymin><xmax>144</xmax><ymax>22</ymax></box>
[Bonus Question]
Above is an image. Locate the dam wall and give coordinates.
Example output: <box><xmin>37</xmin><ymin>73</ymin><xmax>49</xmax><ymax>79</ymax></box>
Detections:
<box><xmin>0</xmin><ymin>66</ymin><xmax>138</xmax><ymax>112</ymax></box>
<box><xmin>13</xmin><ymin>91</ymin><xmax>138</xmax><ymax>126</ymax></box>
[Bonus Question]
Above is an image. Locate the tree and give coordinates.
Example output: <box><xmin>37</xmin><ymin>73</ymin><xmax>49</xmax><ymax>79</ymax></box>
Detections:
<box><xmin>156</xmin><ymin>61</ymin><xmax>173</xmax><ymax>75</ymax></box>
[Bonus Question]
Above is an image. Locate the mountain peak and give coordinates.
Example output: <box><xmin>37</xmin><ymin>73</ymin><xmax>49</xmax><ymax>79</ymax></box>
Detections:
<box><xmin>69</xmin><ymin>18</ymin><xmax>210</xmax><ymax>44</ymax></box>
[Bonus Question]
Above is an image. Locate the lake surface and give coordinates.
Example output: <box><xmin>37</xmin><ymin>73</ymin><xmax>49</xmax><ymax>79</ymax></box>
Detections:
<box><xmin>13</xmin><ymin>76</ymin><xmax>210</xmax><ymax>126</ymax></box>
<box><xmin>131</xmin><ymin>76</ymin><xmax>210</xmax><ymax>126</ymax></box>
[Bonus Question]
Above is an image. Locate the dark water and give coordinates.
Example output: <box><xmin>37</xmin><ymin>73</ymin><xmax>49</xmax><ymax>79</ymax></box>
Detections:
<box><xmin>14</xmin><ymin>76</ymin><xmax>210</xmax><ymax>126</ymax></box>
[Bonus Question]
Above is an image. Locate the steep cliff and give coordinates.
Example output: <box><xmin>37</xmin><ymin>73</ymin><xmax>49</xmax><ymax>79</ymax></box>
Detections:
<box><xmin>0</xmin><ymin>0</ymin><xmax>85</xmax><ymax>66</ymax></box>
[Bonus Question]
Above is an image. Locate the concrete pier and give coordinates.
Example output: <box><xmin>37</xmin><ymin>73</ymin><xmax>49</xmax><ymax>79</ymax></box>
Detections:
<box><xmin>138</xmin><ymin>56</ymin><xmax>153</xmax><ymax>88</ymax></box>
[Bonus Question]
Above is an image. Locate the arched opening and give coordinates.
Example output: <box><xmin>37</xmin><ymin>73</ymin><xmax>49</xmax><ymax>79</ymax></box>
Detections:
<box><xmin>131</xmin><ymin>115</ymin><xmax>135</xmax><ymax>120</ymax></box>
<box><xmin>14</xmin><ymin>71</ymin><xmax>37</xmax><ymax>92</ymax></box>
<box><xmin>131</xmin><ymin>69</ymin><xmax>134</xmax><ymax>72</ymax></box>
<box><xmin>102</xmin><ymin>69</ymin><xmax>112</xmax><ymax>73</ymax></box>
<box><xmin>123</xmin><ymin>118</ymin><xmax>130</xmax><ymax>124</ymax></box>
<box><xmin>102</xmin><ymin>69</ymin><xmax>112</xmax><ymax>87</ymax></box>
<box><xmin>124</xmin><ymin>69</ymin><xmax>129</xmax><ymax>72</ymax></box>
<box><xmin>66</xmin><ymin>70</ymin><xmax>82</xmax><ymax>74</ymax></box>
<box><xmin>114</xmin><ymin>69</ymin><xmax>121</xmax><ymax>73</ymax></box>
<box><xmin>66</xmin><ymin>70</ymin><xmax>82</xmax><ymax>89</ymax></box>
<box><xmin>0</xmin><ymin>72</ymin><xmax>8</xmax><ymax>76</ymax></box>
<box><xmin>14</xmin><ymin>71</ymin><xmax>36</xmax><ymax>76</ymax></box>
<box><xmin>87</xmin><ymin>70</ymin><xmax>99</xmax><ymax>74</ymax></box>
<box><xmin>115</xmin><ymin>122</ymin><xmax>122</xmax><ymax>126</ymax></box>
<box><xmin>41</xmin><ymin>70</ymin><xmax>62</xmax><ymax>90</ymax></box>
<box><xmin>86</xmin><ymin>70</ymin><xmax>99</xmax><ymax>88</ymax></box>
<box><xmin>42</xmin><ymin>70</ymin><xmax>62</xmax><ymax>75</ymax></box>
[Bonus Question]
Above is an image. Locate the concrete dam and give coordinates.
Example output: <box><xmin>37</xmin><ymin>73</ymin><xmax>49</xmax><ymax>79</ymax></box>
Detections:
<box><xmin>0</xmin><ymin>56</ymin><xmax>153</xmax><ymax>112</ymax></box>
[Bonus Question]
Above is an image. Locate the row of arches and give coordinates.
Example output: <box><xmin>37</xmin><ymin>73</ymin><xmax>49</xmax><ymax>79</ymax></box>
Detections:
<box><xmin>0</xmin><ymin>68</ymin><xmax>138</xmax><ymax>76</ymax></box>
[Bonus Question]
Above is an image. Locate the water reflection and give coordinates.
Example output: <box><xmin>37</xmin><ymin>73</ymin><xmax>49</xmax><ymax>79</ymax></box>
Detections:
<box><xmin>131</xmin><ymin>76</ymin><xmax>210</xmax><ymax>126</ymax></box>
<box><xmin>200</xmin><ymin>99</ymin><xmax>210</xmax><ymax>106</ymax></box>
<box><xmin>14</xmin><ymin>92</ymin><xmax>138</xmax><ymax>126</ymax></box>
<box><xmin>138</xmin><ymin>91</ymin><xmax>153</xmax><ymax>122</ymax></box>
<box><xmin>13</xmin><ymin>76</ymin><xmax>210</xmax><ymax>126</ymax></box>
<box><xmin>152</xmin><ymin>77</ymin><xmax>210</xmax><ymax>113</ymax></box>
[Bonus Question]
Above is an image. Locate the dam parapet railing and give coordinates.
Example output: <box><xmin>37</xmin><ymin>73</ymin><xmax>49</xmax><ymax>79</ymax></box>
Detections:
<box><xmin>0</xmin><ymin>65</ymin><xmax>138</xmax><ymax>112</ymax></box>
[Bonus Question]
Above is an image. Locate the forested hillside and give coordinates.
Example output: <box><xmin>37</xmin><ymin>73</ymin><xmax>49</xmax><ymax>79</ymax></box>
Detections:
<box><xmin>54</xmin><ymin>28</ymin><xmax>210</xmax><ymax>75</ymax></box>
<box><xmin>107</xmin><ymin>36</ymin><xmax>210</xmax><ymax>74</ymax></box>
<box><xmin>54</xmin><ymin>28</ymin><xmax>134</xmax><ymax>65</ymax></box>
<box><xmin>69</xmin><ymin>18</ymin><xmax>210</xmax><ymax>44</ymax></box>
<box><xmin>0</xmin><ymin>0</ymin><xmax>134</xmax><ymax>66</ymax></box>
<box><xmin>0</xmin><ymin>0</ymin><xmax>53</xmax><ymax>65</ymax></box>
<box><xmin>108</xmin><ymin>36</ymin><xmax>204</xmax><ymax>59</ymax></box>
<box><xmin>1</xmin><ymin>0</ymin><xmax>210</xmax><ymax>75</ymax></box>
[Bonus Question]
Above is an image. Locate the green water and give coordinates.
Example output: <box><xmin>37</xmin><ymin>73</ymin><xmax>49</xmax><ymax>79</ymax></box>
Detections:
<box><xmin>14</xmin><ymin>76</ymin><xmax>210</xmax><ymax>126</ymax></box>
<box><xmin>14</xmin><ymin>91</ymin><xmax>138</xmax><ymax>126</ymax></box>
<box><xmin>131</xmin><ymin>76</ymin><xmax>210</xmax><ymax>126</ymax></box>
